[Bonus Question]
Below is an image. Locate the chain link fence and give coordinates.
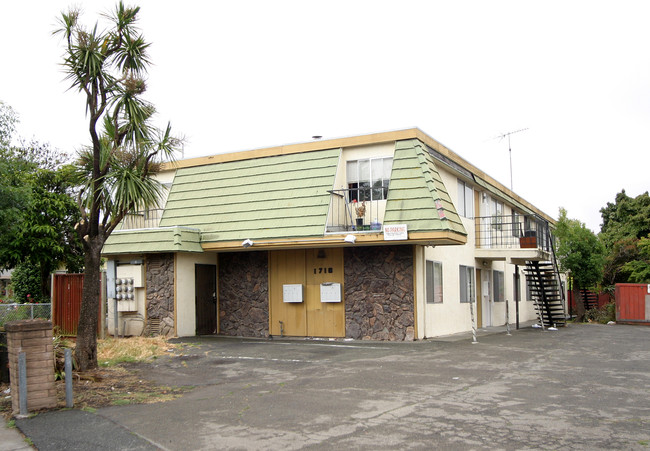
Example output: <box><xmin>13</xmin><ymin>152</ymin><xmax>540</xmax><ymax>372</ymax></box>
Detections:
<box><xmin>0</xmin><ymin>303</ymin><xmax>52</xmax><ymax>328</ymax></box>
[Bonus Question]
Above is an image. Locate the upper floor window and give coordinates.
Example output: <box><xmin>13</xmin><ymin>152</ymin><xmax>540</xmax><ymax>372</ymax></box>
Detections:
<box><xmin>457</xmin><ymin>180</ymin><xmax>474</xmax><ymax>218</ymax></box>
<box><xmin>511</xmin><ymin>210</ymin><xmax>520</xmax><ymax>237</ymax></box>
<box><xmin>491</xmin><ymin>198</ymin><xmax>504</xmax><ymax>230</ymax></box>
<box><xmin>347</xmin><ymin>157</ymin><xmax>392</xmax><ymax>202</ymax></box>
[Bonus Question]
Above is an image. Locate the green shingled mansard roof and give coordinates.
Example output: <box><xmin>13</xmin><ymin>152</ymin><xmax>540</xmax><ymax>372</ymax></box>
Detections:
<box><xmin>158</xmin><ymin>148</ymin><xmax>342</xmax><ymax>242</ymax></box>
<box><xmin>383</xmin><ymin>139</ymin><xmax>466</xmax><ymax>235</ymax></box>
<box><xmin>103</xmin><ymin>137</ymin><xmax>467</xmax><ymax>254</ymax></box>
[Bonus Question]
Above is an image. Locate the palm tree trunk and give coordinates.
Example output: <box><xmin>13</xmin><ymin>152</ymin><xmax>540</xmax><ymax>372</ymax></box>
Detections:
<box><xmin>75</xmin><ymin>239</ymin><xmax>103</xmax><ymax>371</ymax></box>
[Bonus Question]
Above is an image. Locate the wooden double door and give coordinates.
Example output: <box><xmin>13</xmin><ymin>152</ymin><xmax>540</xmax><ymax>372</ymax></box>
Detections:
<box><xmin>269</xmin><ymin>248</ymin><xmax>345</xmax><ymax>337</ymax></box>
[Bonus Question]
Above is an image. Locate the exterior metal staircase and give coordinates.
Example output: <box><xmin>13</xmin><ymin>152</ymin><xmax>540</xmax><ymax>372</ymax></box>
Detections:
<box><xmin>579</xmin><ymin>289</ymin><xmax>599</xmax><ymax>311</ymax></box>
<box><xmin>524</xmin><ymin>261</ymin><xmax>566</xmax><ymax>327</ymax></box>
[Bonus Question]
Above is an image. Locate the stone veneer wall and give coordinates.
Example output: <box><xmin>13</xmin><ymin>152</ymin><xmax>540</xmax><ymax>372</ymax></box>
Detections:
<box><xmin>218</xmin><ymin>251</ymin><xmax>269</xmax><ymax>337</ymax></box>
<box><xmin>344</xmin><ymin>245</ymin><xmax>415</xmax><ymax>341</ymax></box>
<box><xmin>146</xmin><ymin>253</ymin><xmax>175</xmax><ymax>336</ymax></box>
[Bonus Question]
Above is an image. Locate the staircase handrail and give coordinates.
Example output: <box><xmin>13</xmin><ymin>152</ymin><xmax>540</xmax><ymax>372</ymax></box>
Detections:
<box><xmin>547</xmin><ymin>227</ymin><xmax>567</xmax><ymax>320</ymax></box>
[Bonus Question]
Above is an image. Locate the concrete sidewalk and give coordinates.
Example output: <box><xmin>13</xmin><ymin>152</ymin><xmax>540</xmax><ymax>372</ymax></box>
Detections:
<box><xmin>0</xmin><ymin>420</ymin><xmax>33</xmax><ymax>451</ymax></box>
<box><xmin>15</xmin><ymin>410</ymin><xmax>158</xmax><ymax>451</ymax></box>
<box><xmin>11</xmin><ymin>323</ymin><xmax>650</xmax><ymax>450</ymax></box>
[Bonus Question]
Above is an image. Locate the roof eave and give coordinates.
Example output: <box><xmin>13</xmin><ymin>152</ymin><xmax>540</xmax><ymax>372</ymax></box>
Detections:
<box><xmin>200</xmin><ymin>230</ymin><xmax>467</xmax><ymax>252</ymax></box>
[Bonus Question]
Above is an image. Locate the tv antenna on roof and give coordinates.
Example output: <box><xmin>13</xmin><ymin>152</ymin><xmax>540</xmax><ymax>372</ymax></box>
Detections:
<box><xmin>494</xmin><ymin>128</ymin><xmax>528</xmax><ymax>191</ymax></box>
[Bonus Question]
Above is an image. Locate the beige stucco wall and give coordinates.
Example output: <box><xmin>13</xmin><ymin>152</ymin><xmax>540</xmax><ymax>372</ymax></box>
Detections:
<box><xmin>175</xmin><ymin>252</ymin><xmax>218</xmax><ymax>337</ymax></box>
<box><xmin>153</xmin><ymin>168</ymin><xmax>176</xmax><ymax>210</ymax></box>
<box><xmin>415</xmin><ymin>165</ymin><xmax>544</xmax><ymax>338</ymax></box>
<box><xmin>106</xmin><ymin>254</ymin><xmax>146</xmax><ymax>337</ymax></box>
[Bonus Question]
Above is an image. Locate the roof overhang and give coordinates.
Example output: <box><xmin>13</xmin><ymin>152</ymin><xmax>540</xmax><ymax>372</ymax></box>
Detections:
<box><xmin>102</xmin><ymin>226</ymin><xmax>203</xmax><ymax>256</ymax></box>
<box><xmin>200</xmin><ymin>230</ymin><xmax>467</xmax><ymax>252</ymax></box>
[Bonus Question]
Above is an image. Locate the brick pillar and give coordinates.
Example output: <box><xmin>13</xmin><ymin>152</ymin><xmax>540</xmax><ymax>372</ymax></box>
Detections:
<box><xmin>5</xmin><ymin>319</ymin><xmax>56</xmax><ymax>415</ymax></box>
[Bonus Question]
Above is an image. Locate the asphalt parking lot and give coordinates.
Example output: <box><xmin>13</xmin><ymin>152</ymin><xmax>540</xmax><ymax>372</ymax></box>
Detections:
<box><xmin>15</xmin><ymin>323</ymin><xmax>650</xmax><ymax>450</ymax></box>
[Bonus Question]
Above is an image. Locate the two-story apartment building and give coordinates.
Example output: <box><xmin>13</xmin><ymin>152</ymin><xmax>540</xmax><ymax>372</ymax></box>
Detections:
<box><xmin>102</xmin><ymin>128</ymin><xmax>565</xmax><ymax>340</ymax></box>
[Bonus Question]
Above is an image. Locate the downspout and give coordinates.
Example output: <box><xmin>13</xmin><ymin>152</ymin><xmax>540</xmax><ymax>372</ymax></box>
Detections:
<box><xmin>412</xmin><ymin>245</ymin><xmax>419</xmax><ymax>339</ymax></box>
<box><xmin>420</xmin><ymin>246</ymin><xmax>427</xmax><ymax>339</ymax></box>
<box><xmin>514</xmin><ymin>264</ymin><xmax>520</xmax><ymax>330</ymax></box>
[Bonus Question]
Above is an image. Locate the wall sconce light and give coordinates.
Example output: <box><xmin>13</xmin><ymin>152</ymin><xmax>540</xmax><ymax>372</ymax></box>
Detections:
<box><xmin>241</xmin><ymin>239</ymin><xmax>254</xmax><ymax>248</ymax></box>
<box><xmin>344</xmin><ymin>235</ymin><xmax>356</xmax><ymax>244</ymax></box>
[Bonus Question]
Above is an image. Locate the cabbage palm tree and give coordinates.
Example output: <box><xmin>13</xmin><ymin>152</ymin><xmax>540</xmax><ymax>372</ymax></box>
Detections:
<box><xmin>55</xmin><ymin>2</ymin><xmax>181</xmax><ymax>370</ymax></box>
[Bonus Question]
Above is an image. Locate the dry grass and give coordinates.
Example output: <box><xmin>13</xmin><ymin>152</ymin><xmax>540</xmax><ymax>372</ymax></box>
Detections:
<box><xmin>98</xmin><ymin>336</ymin><xmax>178</xmax><ymax>367</ymax></box>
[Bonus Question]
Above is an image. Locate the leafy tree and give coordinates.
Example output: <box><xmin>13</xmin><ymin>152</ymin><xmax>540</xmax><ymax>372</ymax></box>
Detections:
<box><xmin>0</xmin><ymin>101</ymin><xmax>18</xmax><ymax>147</ymax></box>
<box><xmin>0</xmin><ymin>161</ymin><xmax>85</xmax><ymax>298</ymax></box>
<box><xmin>0</xmin><ymin>102</ymin><xmax>31</xmax><ymax>244</ymax></box>
<box><xmin>0</xmin><ymin>103</ymin><xmax>84</xmax><ymax>301</ymax></box>
<box><xmin>56</xmin><ymin>2</ymin><xmax>181</xmax><ymax>370</ymax></box>
<box><xmin>554</xmin><ymin>208</ymin><xmax>605</xmax><ymax>320</ymax></box>
<box><xmin>621</xmin><ymin>236</ymin><xmax>650</xmax><ymax>283</ymax></box>
<box><xmin>599</xmin><ymin>190</ymin><xmax>650</xmax><ymax>285</ymax></box>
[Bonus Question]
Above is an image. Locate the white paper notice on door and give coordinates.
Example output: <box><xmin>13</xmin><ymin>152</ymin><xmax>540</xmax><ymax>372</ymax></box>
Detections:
<box><xmin>283</xmin><ymin>284</ymin><xmax>303</xmax><ymax>303</ymax></box>
<box><xmin>320</xmin><ymin>283</ymin><xmax>342</xmax><ymax>303</ymax></box>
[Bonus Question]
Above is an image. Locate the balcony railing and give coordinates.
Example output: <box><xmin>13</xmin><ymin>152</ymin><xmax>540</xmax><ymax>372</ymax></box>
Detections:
<box><xmin>326</xmin><ymin>188</ymin><xmax>386</xmax><ymax>233</ymax></box>
<box><xmin>474</xmin><ymin>214</ymin><xmax>552</xmax><ymax>252</ymax></box>
<box><xmin>120</xmin><ymin>209</ymin><xmax>164</xmax><ymax>230</ymax></box>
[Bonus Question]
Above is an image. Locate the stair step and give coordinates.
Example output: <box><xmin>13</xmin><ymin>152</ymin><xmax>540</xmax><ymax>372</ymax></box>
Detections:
<box><xmin>525</xmin><ymin>260</ymin><xmax>566</xmax><ymax>328</ymax></box>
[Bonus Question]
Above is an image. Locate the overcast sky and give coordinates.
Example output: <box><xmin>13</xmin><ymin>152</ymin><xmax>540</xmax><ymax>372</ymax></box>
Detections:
<box><xmin>2</xmin><ymin>1</ymin><xmax>648</xmax><ymax>232</ymax></box>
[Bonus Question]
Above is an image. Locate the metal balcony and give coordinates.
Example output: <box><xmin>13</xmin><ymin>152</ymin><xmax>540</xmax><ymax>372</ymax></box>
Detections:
<box><xmin>119</xmin><ymin>209</ymin><xmax>164</xmax><ymax>230</ymax></box>
<box><xmin>326</xmin><ymin>188</ymin><xmax>386</xmax><ymax>233</ymax></box>
<box><xmin>474</xmin><ymin>214</ymin><xmax>552</xmax><ymax>263</ymax></box>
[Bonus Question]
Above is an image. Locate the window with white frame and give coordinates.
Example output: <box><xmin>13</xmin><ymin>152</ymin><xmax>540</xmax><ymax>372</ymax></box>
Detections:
<box><xmin>493</xmin><ymin>270</ymin><xmax>504</xmax><ymax>302</ymax></box>
<box><xmin>347</xmin><ymin>157</ymin><xmax>392</xmax><ymax>202</ymax></box>
<box><xmin>457</xmin><ymin>180</ymin><xmax>474</xmax><ymax>218</ymax></box>
<box><xmin>459</xmin><ymin>265</ymin><xmax>475</xmax><ymax>303</ymax></box>
<box><xmin>491</xmin><ymin>198</ymin><xmax>504</xmax><ymax>230</ymax></box>
<box><xmin>426</xmin><ymin>260</ymin><xmax>443</xmax><ymax>304</ymax></box>
<box><xmin>511</xmin><ymin>210</ymin><xmax>520</xmax><ymax>237</ymax></box>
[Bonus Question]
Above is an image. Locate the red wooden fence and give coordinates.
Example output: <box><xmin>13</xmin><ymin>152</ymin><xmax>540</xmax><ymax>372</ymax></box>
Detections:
<box><xmin>52</xmin><ymin>273</ymin><xmax>103</xmax><ymax>336</ymax></box>
<box><xmin>567</xmin><ymin>290</ymin><xmax>613</xmax><ymax>314</ymax></box>
<box><xmin>616</xmin><ymin>283</ymin><xmax>650</xmax><ymax>325</ymax></box>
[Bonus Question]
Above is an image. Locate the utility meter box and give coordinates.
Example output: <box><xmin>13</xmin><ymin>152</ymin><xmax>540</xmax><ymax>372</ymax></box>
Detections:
<box><xmin>283</xmin><ymin>284</ymin><xmax>303</xmax><ymax>303</ymax></box>
<box><xmin>116</xmin><ymin>264</ymin><xmax>144</xmax><ymax>287</ymax></box>
<box><xmin>114</xmin><ymin>264</ymin><xmax>144</xmax><ymax>311</ymax></box>
<box><xmin>320</xmin><ymin>283</ymin><xmax>342</xmax><ymax>303</ymax></box>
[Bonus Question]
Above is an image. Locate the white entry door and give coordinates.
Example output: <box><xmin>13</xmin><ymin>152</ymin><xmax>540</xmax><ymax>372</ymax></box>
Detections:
<box><xmin>481</xmin><ymin>270</ymin><xmax>492</xmax><ymax>327</ymax></box>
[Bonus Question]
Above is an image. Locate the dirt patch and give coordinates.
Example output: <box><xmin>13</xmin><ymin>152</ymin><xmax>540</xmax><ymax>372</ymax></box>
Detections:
<box><xmin>1</xmin><ymin>365</ymin><xmax>190</xmax><ymax>419</ymax></box>
<box><xmin>1</xmin><ymin>337</ymin><xmax>193</xmax><ymax>419</ymax></box>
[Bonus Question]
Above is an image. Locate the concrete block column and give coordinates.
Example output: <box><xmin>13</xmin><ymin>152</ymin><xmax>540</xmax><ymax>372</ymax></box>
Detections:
<box><xmin>5</xmin><ymin>319</ymin><xmax>56</xmax><ymax>415</ymax></box>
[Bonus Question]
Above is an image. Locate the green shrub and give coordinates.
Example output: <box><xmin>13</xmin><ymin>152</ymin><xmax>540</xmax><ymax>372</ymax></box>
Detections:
<box><xmin>586</xmin><ymin>302</ymin><xmax>616</xmax><ymax>324</ymax></box>
<box><xmin>11</xmin><ymin>261</ymin><xmax>48</xmax><ymax>303</ymax></box>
